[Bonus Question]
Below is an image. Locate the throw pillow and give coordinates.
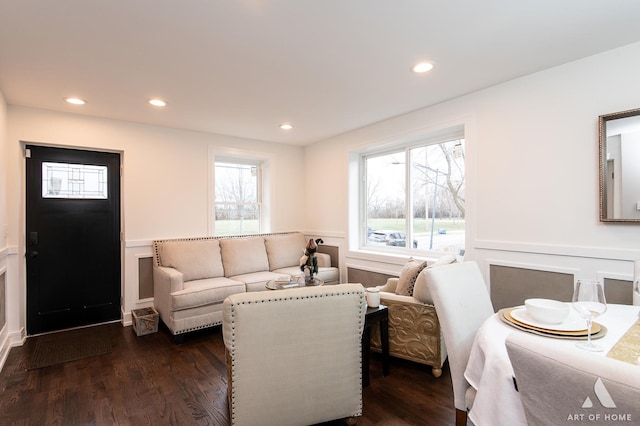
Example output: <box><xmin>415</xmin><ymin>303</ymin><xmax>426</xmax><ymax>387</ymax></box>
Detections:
<box><xmin>395</xmin><ymin>258</ymin><xmax>427</xmax><ymax>296</ymax></box>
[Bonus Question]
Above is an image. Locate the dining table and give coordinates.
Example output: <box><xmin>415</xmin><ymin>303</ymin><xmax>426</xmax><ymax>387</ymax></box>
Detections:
<box><xmin>464</xmin><ymin>303</ymin><xmax>640</xmax><ymax>426</ymax></box>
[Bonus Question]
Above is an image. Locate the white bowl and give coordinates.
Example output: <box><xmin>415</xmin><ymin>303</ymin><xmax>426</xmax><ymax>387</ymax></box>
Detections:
<box><xmin>524</xmin><ymin>298</ymin><xmax>570</xmax><ymax>324</ymax></box>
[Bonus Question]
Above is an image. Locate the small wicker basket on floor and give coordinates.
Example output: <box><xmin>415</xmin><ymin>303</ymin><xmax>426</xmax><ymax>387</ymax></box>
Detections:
<box><xmin>132</xmin><ymin>307</ymin><xmax>159</xmax><ymax>336</ymax></box>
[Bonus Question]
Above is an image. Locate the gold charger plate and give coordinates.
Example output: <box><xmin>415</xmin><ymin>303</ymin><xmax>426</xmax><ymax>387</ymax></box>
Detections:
<box><xmin>499</xmin><ymin>308</ymin><xmax>607</xmax><ymax>340</ymax></box>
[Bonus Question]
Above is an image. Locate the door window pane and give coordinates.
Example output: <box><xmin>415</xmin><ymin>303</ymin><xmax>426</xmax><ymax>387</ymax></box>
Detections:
<box><xmin>42</xmin><ymin>162</ymin><xmax>108</xmax><ymax>199</ymax></box>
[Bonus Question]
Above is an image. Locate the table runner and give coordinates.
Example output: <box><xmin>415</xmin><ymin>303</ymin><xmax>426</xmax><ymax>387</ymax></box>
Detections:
<box><xmin>607</xmin><ymin>319</ymin><xmax>640</xmax><ymax>365</ymax></box>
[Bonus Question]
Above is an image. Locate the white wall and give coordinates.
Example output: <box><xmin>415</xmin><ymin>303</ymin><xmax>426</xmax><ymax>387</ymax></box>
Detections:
<box><xmin>305</xmin><ymin>41</ymin><xmax>640</xmax><ymax>289</ymax></box>
<box><xmin>0</xmin><ymin>91</ymin><xmax>6</xmax><ymax>248</ymax></box>
<box><xmin>3</xmin><ymin>107</ymin><xmax>305</xmax><ymax>347</ymax></box>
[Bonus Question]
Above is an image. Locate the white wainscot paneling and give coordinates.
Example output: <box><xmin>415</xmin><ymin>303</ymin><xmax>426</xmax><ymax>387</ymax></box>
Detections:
<box><xmin>124</xmin><ymin>240</ymin><xmax>154</xmax><ymax>327</ymax></box>
<box><xmin>475</xmin><ymin>241</ymin><xmax>639</xmax><ymax>290</ymax></box>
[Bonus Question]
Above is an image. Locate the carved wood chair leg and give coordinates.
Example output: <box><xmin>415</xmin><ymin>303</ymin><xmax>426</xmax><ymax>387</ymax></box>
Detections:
<box><xmin>431</xmin><ymin>366</ymin><xmax>442</xmax><ymax>377</ymax></box>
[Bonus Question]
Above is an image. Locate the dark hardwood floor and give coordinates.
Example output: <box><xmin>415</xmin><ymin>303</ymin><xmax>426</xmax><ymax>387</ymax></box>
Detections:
<box><xmin>0</xmin><ymin>323</ymin><xmax>455</xmax><ymax>425</ymax></box>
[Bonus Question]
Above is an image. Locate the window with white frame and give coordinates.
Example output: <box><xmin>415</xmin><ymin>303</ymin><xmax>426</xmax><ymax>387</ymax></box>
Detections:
<box><xmin>214</xmin><ymin>159</ymin><xmax>262</xmax><ymax>236</ymax></box>
<box><xmin>361</xmin><ymin>131</ymin><xmax>465</xmax><ymax>256</ymax></box>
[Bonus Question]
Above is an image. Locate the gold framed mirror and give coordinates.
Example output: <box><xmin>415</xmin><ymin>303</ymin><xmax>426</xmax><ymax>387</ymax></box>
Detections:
<box><xmin>599</xmin><ymin>108</ymin><xmax>640</xmax><ymax>222</ymax></box>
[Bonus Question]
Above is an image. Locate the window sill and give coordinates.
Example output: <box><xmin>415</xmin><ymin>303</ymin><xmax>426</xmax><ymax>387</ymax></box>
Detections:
<box><xmin>346</xmin><ymin>248</ymin><xmax>440</xmax><ymax>266</ymax></box>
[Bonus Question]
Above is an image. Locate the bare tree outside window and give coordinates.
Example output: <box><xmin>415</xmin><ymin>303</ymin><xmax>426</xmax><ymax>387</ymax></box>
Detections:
<box><xmin>215</xmin><ymin>161</ymin><xmax>261</xmax><ymax>235</ymax></box>
<box><xmin>364</xmin><ymin>139</ymin><xmax>465</xmax><ymax>254</ymax></box>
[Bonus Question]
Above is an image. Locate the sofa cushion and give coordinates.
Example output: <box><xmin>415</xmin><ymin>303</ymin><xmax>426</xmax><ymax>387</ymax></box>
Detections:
<box><xmin>396</xmin><ymin>258</ymin><xmax>427</xmax><ymax>296</ymax></box>
<box><xmin>413</xmin><ymin>254</ymin><xmax>457</xmax><ymax>304</ymax></box>
<box><xmin>171</xmin><ymin>277</ymin><xmax>245</xmax><ymax>311</ymax></box>
<box><xmin>229</xmin><ymin>271</ymin><xmax>285</xmax><ymax>292</ymax></box>
<box><xmin>220</xmin><ymin>236</ymin><xmax>270</xmax><ymax>277</ymax></box>
<box><xmin>159</xmin><ymin>239</ymin><xmax>224</xmax><ymax>282</ymax></box>
<box><xmin>264</xmin><ymin>232</ymin><xmax>307</xmax><ymax>270</ymax></box>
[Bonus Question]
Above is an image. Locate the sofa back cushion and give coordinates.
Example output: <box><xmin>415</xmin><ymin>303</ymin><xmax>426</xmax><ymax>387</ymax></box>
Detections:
<box><xmin>264</xmin><ymin>232</ymin><xmax>307</xmax><ymax>270</ymax></box>
<box><xmin>220</xmin><ymin>236</ymin><xmax>270</xmax><ymax>277</ymax></box>
<box><xmin>158</xmin><ymin>239</ymin><xmax>224</xmax><ymax>282</ymax></box>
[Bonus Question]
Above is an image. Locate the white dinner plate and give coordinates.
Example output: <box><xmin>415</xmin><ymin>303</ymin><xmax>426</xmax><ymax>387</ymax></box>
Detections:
<box><xmin>510</xmin><ymin>307</ymin><xmax>587</xmax><ymax>332</ymax></box>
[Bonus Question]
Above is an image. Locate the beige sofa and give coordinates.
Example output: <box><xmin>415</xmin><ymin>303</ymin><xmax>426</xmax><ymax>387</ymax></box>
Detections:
<box><xmin>370</xmin><ymin>256</ymin><xmax>455</xmax><ymax>377</ymax></box>
<box><xmin>152</xmin><ymin>232</ymin><xmax>338</xmax><ymax>341</ymax></box>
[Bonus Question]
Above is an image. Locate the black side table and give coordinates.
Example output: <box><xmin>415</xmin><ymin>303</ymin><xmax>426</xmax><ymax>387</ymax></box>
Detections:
<box><xmin>362</xmin><ymin>304</ymin><xmax>390</xmax><ymax>387</ymax></box>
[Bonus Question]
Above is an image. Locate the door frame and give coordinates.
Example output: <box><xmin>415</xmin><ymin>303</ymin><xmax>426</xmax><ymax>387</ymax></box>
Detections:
<box><xmin>22</xmin><ymin>141</ymin><xmax>125</xmax><ymax>333</ymax></box>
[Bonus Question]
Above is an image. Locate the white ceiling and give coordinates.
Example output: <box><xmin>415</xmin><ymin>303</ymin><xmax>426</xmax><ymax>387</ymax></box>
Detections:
<box><xmin>2</xmin><ymin>1</ymin><xmax>640</xmax><ymax>146</ymax></box>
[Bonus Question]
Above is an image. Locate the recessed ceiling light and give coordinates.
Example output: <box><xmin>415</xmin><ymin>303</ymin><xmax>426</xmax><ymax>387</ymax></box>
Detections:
<box><xmin>65</xmin><ymin>97</ymin><xmax>86</xmax><ymax>105</ymax></box>
<box><xmin>149</xmin><ymin>99</ymin><xmax>167</xmax><ymax>107</ymax></box>
<box><xmin>280</xmin><ymin>123</ymin><xmax>293</xmax><ymax>130</ymax></box>
<box><xmin>412</xmin><ymin>62</ymin><xmax>434</xmax><ymax>73</ymax></box>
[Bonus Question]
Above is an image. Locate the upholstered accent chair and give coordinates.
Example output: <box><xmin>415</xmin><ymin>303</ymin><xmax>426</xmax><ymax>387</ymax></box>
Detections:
<box><xmin>425</xmin><ymin>261</ymin><xmax>494</xmax><ymax>426</ymax></box>
<box><xmin>370</xmin><ymin>255</ymin><xmax>455</xmax><ymax>377</ymax></box>
<box><xmin>223</xmin><ymin>283</ymin><xmax>366</xmax><ymax>426</ymax></box>
<box><xmin>506</xmin><ymin>332</ymin><xmax>640</xmax><ymax>426</ymax></box>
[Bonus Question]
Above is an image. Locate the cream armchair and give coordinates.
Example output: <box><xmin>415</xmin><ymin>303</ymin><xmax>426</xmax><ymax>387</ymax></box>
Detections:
<box><xmin>223</xmin><ymin>284</ymin><xmax>366</xmax><ymax>426</ymax></box>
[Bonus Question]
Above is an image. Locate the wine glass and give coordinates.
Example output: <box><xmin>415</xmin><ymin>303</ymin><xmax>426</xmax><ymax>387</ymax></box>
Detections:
<box><xmin>572</xmin><ymin>279</ymin><xmax>607</xmax><ymax>352</ymax></box>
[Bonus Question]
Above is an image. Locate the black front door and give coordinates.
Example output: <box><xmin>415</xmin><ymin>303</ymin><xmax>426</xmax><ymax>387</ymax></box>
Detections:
<box><xmin>26</xmin><ymin>145</ymin><xmax>121</xmax><ymax>335</ymax></box>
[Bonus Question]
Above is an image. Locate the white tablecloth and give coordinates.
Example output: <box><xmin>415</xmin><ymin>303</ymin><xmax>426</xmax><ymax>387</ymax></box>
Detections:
<box><xmin>463</xmin><ymin>304</ymin><xmax>640</xmax><ymax>426</ymax></box>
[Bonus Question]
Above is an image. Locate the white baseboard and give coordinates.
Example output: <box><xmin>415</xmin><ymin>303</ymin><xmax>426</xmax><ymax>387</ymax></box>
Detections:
<box><xmin>0</xmin><ymin>326</ymin><xmax>26</xmax><ymax>373</ymax></box>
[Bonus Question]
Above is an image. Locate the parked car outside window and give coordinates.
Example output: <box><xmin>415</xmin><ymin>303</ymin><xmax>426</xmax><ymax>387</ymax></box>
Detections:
<box><xmin>368</xmin><ymin>230</ymin><xmax>418</xmax><ymax>248</ymax></box>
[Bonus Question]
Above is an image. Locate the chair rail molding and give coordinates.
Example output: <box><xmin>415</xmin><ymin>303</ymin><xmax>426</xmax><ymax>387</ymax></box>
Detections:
<box><xmin>475</xmin><ymin>239</ymin><xmax>640</xmax><ymax>261</ymax></box>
